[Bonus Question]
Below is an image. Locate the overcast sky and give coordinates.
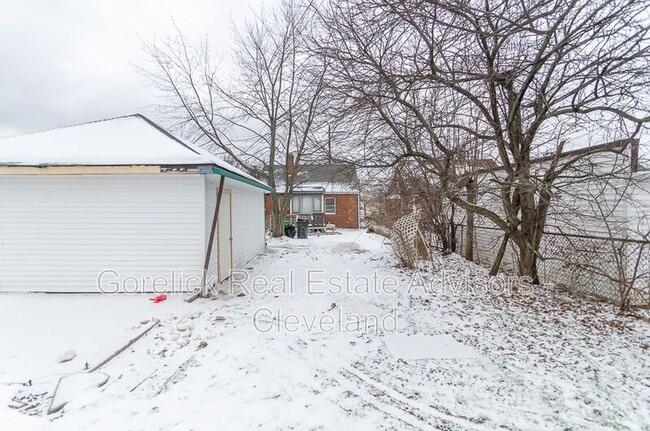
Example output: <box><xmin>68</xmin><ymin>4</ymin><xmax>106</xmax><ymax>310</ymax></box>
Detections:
<box><xmin>0</xmin><ymin>0</ymin><xmax>270</xmax><ymax>137</ymax></box>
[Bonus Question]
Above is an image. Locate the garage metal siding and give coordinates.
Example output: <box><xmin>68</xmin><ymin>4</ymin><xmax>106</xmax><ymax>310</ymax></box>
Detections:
<box><xmin>0</xmin><ymin>174</ymin><xmax>205</xmax><ymax>292</ymax></box>
<box><xmin>228</xmin><ymin>179</ymin><xmax>266</xmax><ymax>270</ymax></box>
<box><xmin>204</xmin><ymin>176</ymin><xmax>219</xmax><ymax>286</ymax></box>
<box><xmin>203</xmin><ymin>175</ymin><xmax>265</xmax><ymax>284</ymax></box>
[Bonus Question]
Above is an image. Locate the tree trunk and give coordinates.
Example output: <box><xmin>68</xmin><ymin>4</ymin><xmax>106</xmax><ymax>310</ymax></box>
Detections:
<box><xmin>464</xmin><ymin>178</ymin><xmax>477</xmax><ymax>262</ymax></box>
<box><xmin>515</xmin><ymin>165</ymin><xmax>542</xmax><ymax>284</ymax></box>
<box><xmin>271</xmin><ymin>195</ymin><xmax>285</xmax><ymax>237</ymax></box>
<box><xmin>272</xmin><ymin>218</ymin><xmax>284</xmax><ymax>237</ymax></box>
<box><xmin>518</xmin><ymin>243</ymin><xmax>539</xmax><ymax>284</ymax></box>
<box><xmin>449</xmin><ymin>223</ymin><xmax>457</xmax><ymax>253</ymax></box>
<box><xmin>489</xmin><ymin>234</ymin><xmax>510</xmax><ymax>276</ymax></box>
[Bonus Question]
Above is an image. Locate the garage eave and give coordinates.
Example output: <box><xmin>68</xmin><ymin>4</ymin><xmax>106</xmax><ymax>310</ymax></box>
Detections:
<box><xmin>211</xmin><ymin>167</ymin><xmax>275</xmax><ymax>193</ymax></box>
<box><xmin>0</xmin><ymin>165</ymin><xmax>163</xmax><ymax>174</ymax></box>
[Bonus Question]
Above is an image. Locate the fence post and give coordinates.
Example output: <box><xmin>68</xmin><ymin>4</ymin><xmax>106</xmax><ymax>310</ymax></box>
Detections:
<box><xmin>460</xmin><ymin>225</ymin><xmax>464</xmax><ymax>256</ymax></box>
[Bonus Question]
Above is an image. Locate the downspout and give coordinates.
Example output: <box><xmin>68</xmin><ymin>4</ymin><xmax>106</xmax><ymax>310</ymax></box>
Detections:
<box><xmin>201</xmin><ymin>175</ymin><xmax>226</xmax><ymax>293</ymax></box>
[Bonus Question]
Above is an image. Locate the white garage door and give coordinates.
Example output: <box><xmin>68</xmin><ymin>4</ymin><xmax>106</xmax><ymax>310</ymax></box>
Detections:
<box><xmin>0</xmin><ymin>174</ymin><xmax>205</xmax><ymax>292</ymax></box>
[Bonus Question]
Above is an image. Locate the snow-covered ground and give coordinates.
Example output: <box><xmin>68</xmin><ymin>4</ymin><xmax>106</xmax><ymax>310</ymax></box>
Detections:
<box><xmin>1</xmin><ymin>230</ymin><xmax>649</xmax><ymax>430</ymax></box>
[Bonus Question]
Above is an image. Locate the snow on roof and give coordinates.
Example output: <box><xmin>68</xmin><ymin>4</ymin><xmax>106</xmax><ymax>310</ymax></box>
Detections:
<box><xmin>0</xmin><ymin>114</ymin><xmax>269</xmax><ymax>188</ymax></box>
<box><xmin>300</xmin><ymin>182</ymin><xmax>359</xmax><ymax>193</ymax></box>
<box><xmin>272</xmin><ymin>164</ymin><xmax>361</xmax><ymax>194</ymax></box>
<box><xmin>279</xmin><ymin>182</ymin><xmax>359</xmax><ymax>194</ymax></box>
<box><xmin>294</xmin><ymin>185</ymin><xmax>326</xmax><ymax>193</ymax></box>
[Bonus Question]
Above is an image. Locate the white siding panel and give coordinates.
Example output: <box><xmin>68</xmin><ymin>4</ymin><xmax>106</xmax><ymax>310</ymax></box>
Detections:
<box><xmin>204</xmin><ymin>177</ymin><xmax>219</xmax><ymax>286</ymax></box>
<box><xmin>474</xmin><ymin>150</ymin><xmax>637</xmax><ymax>237</ymax></box>
<box><xmin>204</xmin><ymin>175</ymin><xmax>265</xmax><ymax>284</ymax></box>
<box><xmin>229</xmin><ymin>179</ymin><xmax>266</xmax><ymax>269</ymax></box>
<box><xmin>0</xmin><ymin>175</ymin><xmax>205</xmax><ymax>292</ymax></box>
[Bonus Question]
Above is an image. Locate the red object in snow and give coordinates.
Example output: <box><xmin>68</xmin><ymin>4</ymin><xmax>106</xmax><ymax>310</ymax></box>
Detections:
<box><xmin>150</xmin><ymin>294</ymin><xmax>167</xmax><ymax>303</ymax></box>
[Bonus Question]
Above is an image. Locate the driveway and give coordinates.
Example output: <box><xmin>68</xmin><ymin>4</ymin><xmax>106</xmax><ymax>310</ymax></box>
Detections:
<box><xmin>2</xmin><ymin>230</ymin><xmax>649</xmax><ymax>430</ymax></box>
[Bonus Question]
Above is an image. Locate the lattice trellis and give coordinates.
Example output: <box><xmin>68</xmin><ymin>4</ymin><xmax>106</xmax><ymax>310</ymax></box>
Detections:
<box><xmin>390</xmin><ymin>209</ymin><xmax>424</xmax><ymax>267</ymax></box>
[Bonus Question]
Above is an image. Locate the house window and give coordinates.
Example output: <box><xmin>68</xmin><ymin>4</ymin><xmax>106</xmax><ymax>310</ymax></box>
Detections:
<box><xmin>325</xmin><ymin>197</ymin><xmax>336</xmax><ymax>214</ymax></box>
<box><xmin>291</xmin><ymin>195</ymin><xmax>323</xmax><ymax>214</ymax></box>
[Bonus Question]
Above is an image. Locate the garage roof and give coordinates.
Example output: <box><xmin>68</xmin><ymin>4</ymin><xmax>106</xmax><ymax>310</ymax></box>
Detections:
<box><xmin>0</xmin><ymin>114</ymin><xmax>272</xmax><ymax>191</ymax></box>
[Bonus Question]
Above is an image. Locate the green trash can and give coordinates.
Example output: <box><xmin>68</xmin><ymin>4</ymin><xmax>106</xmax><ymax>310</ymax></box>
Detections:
<box><xmin>297</xmin><ymin>218</ymin><xmax>309</xmax><ymax>239</ymax></box>
<box><xmin>284</xmin><ymin>220</ymin><xmax>296</xmax><ymax>238</ymax></box>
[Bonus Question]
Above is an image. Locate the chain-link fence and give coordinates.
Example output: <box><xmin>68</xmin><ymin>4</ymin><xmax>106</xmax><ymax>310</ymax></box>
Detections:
<box><xmin>455</xmin><ymin>225</ymin><xmax>650</xmax><ymax>307</ymax></box>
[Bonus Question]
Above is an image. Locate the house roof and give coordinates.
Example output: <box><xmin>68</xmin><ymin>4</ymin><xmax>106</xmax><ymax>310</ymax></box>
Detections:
<box><xmin>296</xmin><ymin>164</ymin><xmax>359</xmax><ymax>184</ymax></box>
<box><xmin>0</xmin><ymin>114</ymin><xmax>271</xmax><ymax>190</ymax></box>
<box><xmin>275</xmin><ymin>163</ymin><xmax>360</xmax><ymax>193</ymax></box>
<box><xmin>474</xmin><ymin>138</ymin><xmax>638</xmax><ymax>176</ymax></box>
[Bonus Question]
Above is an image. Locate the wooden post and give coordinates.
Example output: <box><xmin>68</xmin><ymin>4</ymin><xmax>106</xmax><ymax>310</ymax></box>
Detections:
<box><xmin>201</xmin><ymin>176</ymin><xmax>226</xmax><ymax>293</ymax></box>
<box><xmin>88</xmin><ymin>319</ymin><xmax>160</xmax><ymax>372</ymax></box>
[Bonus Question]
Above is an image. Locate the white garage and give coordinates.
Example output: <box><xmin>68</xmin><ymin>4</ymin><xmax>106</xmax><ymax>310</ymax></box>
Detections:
<box><xmin>0</xmin><ymin>114</ymin><xmax>272</xmax><ymax>293</ymax></box>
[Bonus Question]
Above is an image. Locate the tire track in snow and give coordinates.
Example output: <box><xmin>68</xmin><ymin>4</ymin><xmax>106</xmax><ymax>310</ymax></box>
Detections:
<box><xmin>340</xmin><ymin>365</ymin><xmax>495</xmax><ymax>431</ymax></box>
<box><xmin>337</xmin><ymin>367</ymin><xmax>447</xmax><ymax>430</ymax></box>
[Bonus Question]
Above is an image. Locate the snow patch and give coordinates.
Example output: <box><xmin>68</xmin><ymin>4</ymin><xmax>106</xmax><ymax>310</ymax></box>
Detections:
<box><xmin>383</xmin><ymin>334</ymin><xmax>480</xmax><ymax>360</ymax></box>
<box><xmin>332</xmin><ymin>242</ymin><xmax>364</xmax><ymax>253</ymax></box>
<box><xmin>48</xmin><ymin>372</ymin><xmax>109</xmax><ymax>414</ymax></box>
<box><xmin>55</xmin><ymin>349</ymin><xmax>76</xmax><ymax>364</ymax></box>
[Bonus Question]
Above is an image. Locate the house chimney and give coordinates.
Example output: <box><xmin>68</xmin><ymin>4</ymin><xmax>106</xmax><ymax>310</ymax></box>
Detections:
<box><xmin>287</xmin><ymin>153</ymin><xmax>295</xmax><ymax>176</ymax></box>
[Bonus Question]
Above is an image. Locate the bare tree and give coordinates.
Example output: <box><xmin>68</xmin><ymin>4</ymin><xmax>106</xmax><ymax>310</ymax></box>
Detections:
<box><xmin>377</xmin><ymin>160</ymin><xmax>460</xmax><ymax>254</ymax></box>
<box><xmin>143</xmin><ymin>0</ymin><xmax>328</xmax><ymax>236</ymax></box>
<box><xmin>312</xmin><ymin>0</ymin><xmax>650</xmax><ymax>281</ymax></box>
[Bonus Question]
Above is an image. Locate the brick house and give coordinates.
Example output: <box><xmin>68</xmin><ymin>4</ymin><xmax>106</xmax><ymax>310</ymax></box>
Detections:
<box><xmin>264</xmin><ymin>160</ymin><xmax>361</xmax><ymax>229</ymax></box>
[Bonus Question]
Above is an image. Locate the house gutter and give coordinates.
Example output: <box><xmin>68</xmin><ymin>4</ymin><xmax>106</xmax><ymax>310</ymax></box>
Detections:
<box><xmin>211</xmin><ymin>166</ymin><xmax>275</xmax><ymax>192</ymax></box>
